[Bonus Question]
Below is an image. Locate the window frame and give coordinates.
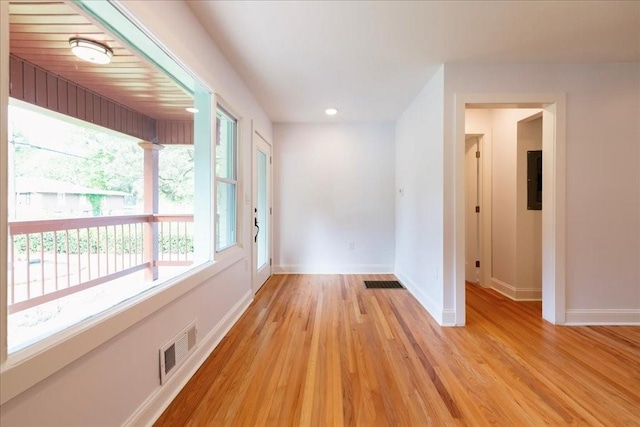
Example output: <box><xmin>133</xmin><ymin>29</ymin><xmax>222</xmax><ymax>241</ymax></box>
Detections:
<box><xmin>214</xmin><ymin>101</ymin><xmax>241</xmax><ymax>254</ymax></box>
<box><xmin>1</xmin><ymin>0</ymin><xmax>10</xmax><ymax>371</ymax></box>
<box><xmin>0</xmin><ymin>0</ymin><xmax>246</xmax><ymax>405</ymax></box>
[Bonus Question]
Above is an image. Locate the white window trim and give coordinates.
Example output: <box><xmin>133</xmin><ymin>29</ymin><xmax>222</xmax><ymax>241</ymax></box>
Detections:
<box><xmin>214</xmin><ymin>98</ymin><xmax>242</xmax><ymax>255</ymax></box>
<box><xmin>1</xmin><ymin>0</ymin><xmax>10</xmax><ymax>369</ymax></box>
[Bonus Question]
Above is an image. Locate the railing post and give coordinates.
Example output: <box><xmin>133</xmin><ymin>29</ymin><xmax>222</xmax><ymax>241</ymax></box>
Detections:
<box><xmin>139</xmin><ymin>141</ymin><xmax>164</xmax><ymax>281</ymax></box>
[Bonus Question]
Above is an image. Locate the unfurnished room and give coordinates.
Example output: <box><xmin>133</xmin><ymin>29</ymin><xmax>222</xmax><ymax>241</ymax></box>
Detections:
<box><xmin>0</xmin><ymin>1</ymin><xmax>639</xmax><ymax>426</ymax></box>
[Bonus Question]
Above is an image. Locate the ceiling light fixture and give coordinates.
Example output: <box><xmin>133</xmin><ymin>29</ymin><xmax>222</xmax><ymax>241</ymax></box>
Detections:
<box><xmin>186</xmin><ymin>107</ymin><xmax>199</xmax><ymax>113</ymax></box>
<box><xmin>69</xmin><ymin>38</ymin><xmax>113</xmax><ymax>65</ymax></box>
<box><xmin>325</xmin><ymin>108</ymin><xmax>338</xmax><ymax>116</ymax></box>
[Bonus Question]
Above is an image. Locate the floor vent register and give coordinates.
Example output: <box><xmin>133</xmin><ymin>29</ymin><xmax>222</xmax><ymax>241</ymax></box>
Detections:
<box><xmin>364</xmin><ymin>280</ymin><xmax>404</xmax><ymax>289</ymax></box>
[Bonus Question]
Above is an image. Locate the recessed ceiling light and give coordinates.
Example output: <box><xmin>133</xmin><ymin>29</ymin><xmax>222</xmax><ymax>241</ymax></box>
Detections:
<box><xmin>186</xmin><ymin>107</ymin><xmax>199</xmax><ymax>113</ymax></box>
<box><xmin>69</xmin><ymin>38</ymin><xmax>113</xmax><ymax>65</ymax></box>
<box><xmin>325</xmin><ymin>108</ymin><xmax>338</xmax><ymax>116</ymax></box>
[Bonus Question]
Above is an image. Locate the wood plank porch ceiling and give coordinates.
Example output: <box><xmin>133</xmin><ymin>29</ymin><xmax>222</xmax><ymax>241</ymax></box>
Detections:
<box><xmin>8</xmin><ymin>0</ymin><xmax>193</xmax><ymax>122</ymax></box>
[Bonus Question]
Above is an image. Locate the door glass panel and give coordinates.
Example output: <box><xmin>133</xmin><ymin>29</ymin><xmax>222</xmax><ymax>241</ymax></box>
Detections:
<box><xmin>257</xmin><ymin>150</ymin><xmax>267</xmax><ymax>269</ymax></box>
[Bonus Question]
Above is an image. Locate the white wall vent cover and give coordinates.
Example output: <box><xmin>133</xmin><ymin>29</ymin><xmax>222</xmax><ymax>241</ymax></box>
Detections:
<box><xmin>159</xmin><ymin>320</ymin><xmax>197</xmax><ymax>384</ymax></box>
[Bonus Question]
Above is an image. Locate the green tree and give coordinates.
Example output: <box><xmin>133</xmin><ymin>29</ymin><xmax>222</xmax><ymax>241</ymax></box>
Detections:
<box><xmin>159</xmin><ymin>146</ymin><xmax>194</xmax><ymax>204</ymax></box>
<box><xmin>86</xmin><ymin>194</ymin><xmax>105</xmax><ymax>216</ymax></box>
<box><xmin>10</xmin><ymin>104</ymin><xmax>195</xmax><ymax>217</ymax></box>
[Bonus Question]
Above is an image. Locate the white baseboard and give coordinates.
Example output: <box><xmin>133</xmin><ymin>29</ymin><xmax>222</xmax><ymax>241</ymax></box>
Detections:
<box><xmin>515</xmin><ymin>288</ymin><xmax>542</xmax><ymax>301</ymax></box>
<box><xmin>565</xmin><ymin>309</ymin><xmax>640</xmax><ymax>325</ymax></box>
<box><xmin>490</xmin><ymin>278</ymin><xmax>516</xmax><ymax>299</ymax></box>
<box><xmin>491</xmin><ymin>278</ymin><xmax>541</xmax><ymax>301</ymax></box>
<box><xmin>441</xmin><ymin>309</ymin><xmax>456</xmax><ymax>326</ymax></box>
<box><xmin>124</xmin><ymin>290</ymin><xmax>254</xmax><ymax>427</ymax></box>
<box><xmin>395</xmin><ymin>270</ymin><xmax>455</xmax><ymax>326</ymax></box>
<box><xmin>273</xmin><ymin>264</ymin><xmax>394</xmax><ymax>274</ymax></box>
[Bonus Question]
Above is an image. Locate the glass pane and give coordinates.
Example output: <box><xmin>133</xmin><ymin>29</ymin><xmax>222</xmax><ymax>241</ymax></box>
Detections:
<box><xmin>216</xmin><ymin>110</ymin><xmax>236</xmax><ymax>180</ymax></box>
<box><xmin>216</xmin><ymin>182</ymin><xmax>236</xmax><ymax>251</ymax></box>
<box><xmin>5</xmin><ymin>1</ymin><xmax>213</xmax><ymax>353</ymax></box>
<box><xmin>8</xmin><ymin>103</ymin><xmax>143</xmax><ymax>220</ymax></box>
<box><xmin>158</xmin><ymin>145</ymin><xmax>194</xmax><ymax>214</ymax></box>
<box><xmin>257</xmin><ymin>150</ymin><xmax>268</xmax><ymax>269</ymax></box>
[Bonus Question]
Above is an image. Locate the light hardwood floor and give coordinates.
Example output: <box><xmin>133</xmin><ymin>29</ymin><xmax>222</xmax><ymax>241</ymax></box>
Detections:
<box><xmin>154</xmin><ymin>274</ymin><xmax>640</xmax><ymax>426</ymax></box>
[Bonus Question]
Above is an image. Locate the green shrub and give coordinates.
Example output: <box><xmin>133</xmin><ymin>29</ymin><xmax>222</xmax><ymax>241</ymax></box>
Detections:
<box><xmin>12</xmin><ymin>227</ymin><xmax>192</xmax><ymax>256</ymax></box>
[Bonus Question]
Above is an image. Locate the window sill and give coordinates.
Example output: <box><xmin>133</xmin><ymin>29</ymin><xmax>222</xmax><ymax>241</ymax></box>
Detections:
<box><xmin>215</xmin><ymin>241</ymin><xmax>241</xmax><ymax>256</ymax></box>
<box><xmin>0</xmin><ymin>246</ymin><xmax>246</xmax><ymax>405</ymax></box>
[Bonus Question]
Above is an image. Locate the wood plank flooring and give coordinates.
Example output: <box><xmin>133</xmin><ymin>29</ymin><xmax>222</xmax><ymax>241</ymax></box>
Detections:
<box><xmin>154</xmin><ymin>274</ymin><xmax>640</xmax><ymax>426</ymax></box>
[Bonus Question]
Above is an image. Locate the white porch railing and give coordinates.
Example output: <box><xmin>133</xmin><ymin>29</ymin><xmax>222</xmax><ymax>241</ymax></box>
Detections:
<box><xmin>7</xmin><ymin>214</ymin><xmax>193</xmax><ymax>314</ymax></box>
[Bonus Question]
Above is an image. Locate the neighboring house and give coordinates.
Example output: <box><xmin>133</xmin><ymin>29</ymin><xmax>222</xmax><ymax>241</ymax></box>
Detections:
<box><xmin>12</xmin><ymin>177</ymin><xmax>131</xmax><ymax>219</ymax></box>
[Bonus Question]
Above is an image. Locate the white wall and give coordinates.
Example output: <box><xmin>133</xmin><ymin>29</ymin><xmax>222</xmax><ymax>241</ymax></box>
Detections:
<box><xmin>490</xmin><ymin>109</ymin><xmax>540</xmax><ymax>289</ymax></box>
<box><xmin>395</xmin><ymin>66</ymin><xmax>449</xmax><ymax>323</ymax></box>
<box><xmin>517</xmin><ymin>116</ymin><xmax>543</xmax><ymax>297</ymax></box>
<box><xmin>273</xmin><ymin>123</ymin><xmax>395</xmax><ymax>273</ymax></box>
<box><xmin>0</xmin><ymin>1</ymin><xmax>272</xmax><ymax>425</ymax></box>
<box><xmin>444</xmin><ymin>62</ymin><xmax>640</xmax><ymax>323</ymax></box>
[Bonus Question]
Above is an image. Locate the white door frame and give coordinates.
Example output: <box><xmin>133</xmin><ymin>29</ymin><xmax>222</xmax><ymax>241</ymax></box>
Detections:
<box><xmin>478</xmin><ymin>133</ymin><xmax>493</xmax><ymax>291</ymax></box>
<box><xmin>251</xmin><ymin>124</ymin><xmax>272</xmax><ymax>293</ymax></box>
<box><xmin>453</xmin><ymin>94</ymin><xmax>567</xmax><ymax>325</ymax></box>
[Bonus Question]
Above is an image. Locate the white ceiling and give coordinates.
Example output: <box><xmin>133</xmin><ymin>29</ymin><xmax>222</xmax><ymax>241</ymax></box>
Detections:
<box><xmin>186</xmin><ymin>1</ymin><xmax>640</xmax><ymax>123</ymax></box>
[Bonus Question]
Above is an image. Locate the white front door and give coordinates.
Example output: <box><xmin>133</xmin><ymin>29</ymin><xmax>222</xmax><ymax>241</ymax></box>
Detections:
<box><xmin>252</xmin><ymin>130</ymin><xmax>272</xmax><ymax>293</ymax></box>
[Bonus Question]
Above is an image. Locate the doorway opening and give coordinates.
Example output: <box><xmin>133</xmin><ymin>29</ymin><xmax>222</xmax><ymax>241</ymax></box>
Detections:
<box><xmin>454</xmin><ymin>95</ymin><xmax>566</xmax><ymax>326</ymax></box>
<box><xmin>464</xmin><ymin>110</ymin><xmax>544</xmax><ymax>314</ymax></box>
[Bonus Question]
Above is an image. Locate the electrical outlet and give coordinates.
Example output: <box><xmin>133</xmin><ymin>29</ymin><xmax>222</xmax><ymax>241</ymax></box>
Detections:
<box><xmin>349</xmin><ymin>242</ymin><xmax>355</xmax><ymax>251</ymax></box>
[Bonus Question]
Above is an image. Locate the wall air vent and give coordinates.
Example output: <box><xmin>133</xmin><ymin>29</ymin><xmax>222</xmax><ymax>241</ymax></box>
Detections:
<box><xmin>159</xmin><ymin>320</ymin><xmax>197</xmax><ymax>384</ymax></box>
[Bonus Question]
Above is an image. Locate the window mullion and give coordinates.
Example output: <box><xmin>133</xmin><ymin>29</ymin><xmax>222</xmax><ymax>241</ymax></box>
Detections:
<box><xmin>0</xmin><ymin>0</ymin><xmax>9</xmax><ymax>366</ymax></box>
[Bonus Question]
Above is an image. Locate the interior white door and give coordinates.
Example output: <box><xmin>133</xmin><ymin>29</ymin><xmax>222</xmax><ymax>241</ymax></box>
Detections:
<box><xmin>252</xmin><ymin>130</ymin><xmax>272</xmax><ymax>293</ymax></box>
<box><xmin>465</xmin><ymin>136</ymin><xmax>481</xmax><ymax>283</ymax></box>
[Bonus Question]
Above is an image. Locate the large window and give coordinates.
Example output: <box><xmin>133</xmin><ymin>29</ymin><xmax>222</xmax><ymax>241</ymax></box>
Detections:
<box><xmin>2</xmin><ymin>0</ymin><xmax>213</xmax><ymax>355</ymax></box>
<box><xmin>0</xmin><ymin>0</ymin><xmax>235</xmax><ymax>405</ymax></box>
<box><xmin>215</xmin><ymin>107</ymin><xmax>238</xmax><ymax>252</ymax></box>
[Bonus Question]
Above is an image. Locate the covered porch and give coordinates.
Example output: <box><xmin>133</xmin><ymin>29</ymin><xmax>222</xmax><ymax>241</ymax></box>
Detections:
<box><xmin>6</xmin><ymin>0</ymin><xmax>199</xmax><ymax>347</ymax></box>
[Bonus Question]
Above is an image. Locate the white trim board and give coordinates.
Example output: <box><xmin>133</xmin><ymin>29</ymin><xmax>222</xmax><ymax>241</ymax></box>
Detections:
<box><xmin>274</xmin><ymin>265</ymin><xmax>394</xmax><ymax>274</ymax></box>
<box><xmin>124</xmin><ymin>290</ymin><xmax>253</xmax><ymax>427</ymax></box>
<box><xmin>0</xmin><ymin>0</ymin><xmax>9</xmax><ymax>367</ymax></box>
<box><xmin>564</xmin><ymin>309</ymin><xmax>640</xmax><ymax>325</ymax></box>
<box><xmin>442</xmin><ymin>309</ymin><xmax>456</xmax><ymax>326</ymax></box>
<box><xmin>453</xmin><ymin>93</ymin><xmax>566</xmax><ymax>326</ymax></box>
<box><xmin>395</xmin><ymin>270</ymin><xmax>455</xmax><ymax>327</ymax></box>
<box><xmin>491</xmin><ymin>279</ymin><xmax>542</xmax><ymax>301</ymax></box>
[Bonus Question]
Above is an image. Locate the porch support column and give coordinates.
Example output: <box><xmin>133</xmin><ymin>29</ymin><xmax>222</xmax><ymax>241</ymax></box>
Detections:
<box><xmin>139</xmin><ymin>141</ymin><xmax>164</xmax><ymax>281</ymax></box>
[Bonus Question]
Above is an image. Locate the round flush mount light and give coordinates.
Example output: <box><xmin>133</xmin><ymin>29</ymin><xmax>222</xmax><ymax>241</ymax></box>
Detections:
<box><xmin>69</xmin><ymin>38</ymin><xmax>113</xmax><ymax>65</ymax></box>
<box><xmin>186</xmin><ymin>107</ymin><xmax>199</xmax><ymax>113</ymax></box>
<box><xmin>325</xmin><ymin>108</ymin><xmax>338</xmax><ymax>116</ymax></box>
